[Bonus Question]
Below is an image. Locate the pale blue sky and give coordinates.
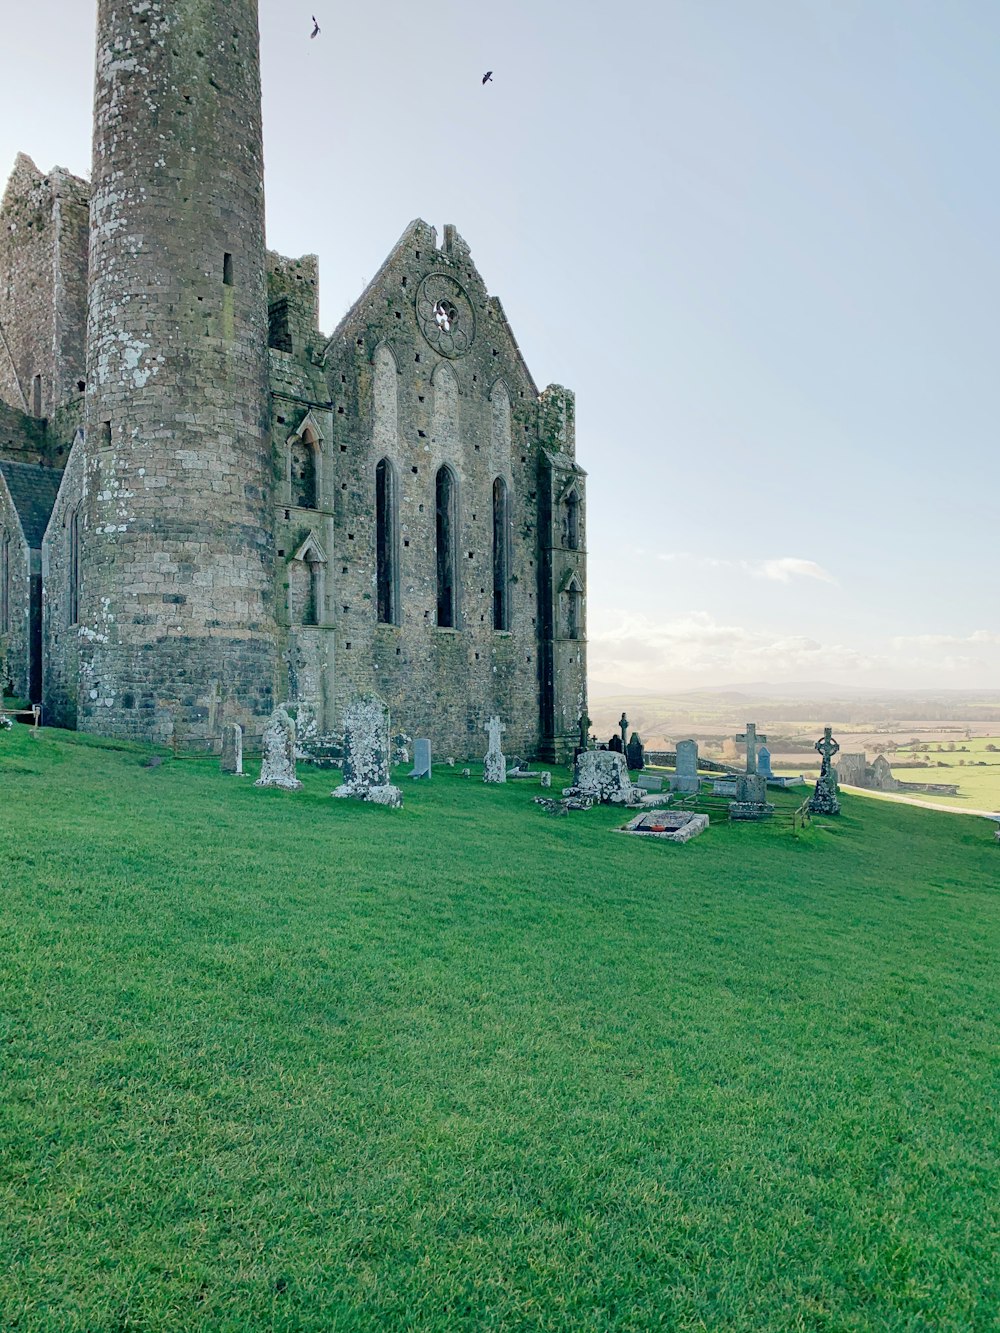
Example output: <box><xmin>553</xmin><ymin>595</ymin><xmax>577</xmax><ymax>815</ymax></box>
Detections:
<box><xmin>3</xmin><ymin>1</ymin><xmax>998</xmax><ymax>688</ymax></box>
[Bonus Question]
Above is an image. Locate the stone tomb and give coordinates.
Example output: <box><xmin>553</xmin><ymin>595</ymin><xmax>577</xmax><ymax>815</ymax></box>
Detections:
<box><xmin>221</xmin><ymin>722</ymin><xmax>243</xmax><ymax>776</ymax></box>
<box><xmin>563</xmin><ymin>750</ymin><xmax>644</xmax><ymax>805</ymax></box>
<box><xmin>729</xmin><ymin>773</ymin><xmax>775</xmax><ymax>820</ymax></box>
<box><xmin>333</xmin><ymin>696</ymin><xmax>402</xmax><ymax>807</ymax></box>
<box><xmin>483</xmin><ymin>716</ymin><xmax>507</xmax><ymax>784</ymax></box>
<box><xmin>618</xmin><ymin>809</ymin><xmax>709</xmax><ymax>844</ymax></box>
<box><xmin>409</xmin><ymin>738</ymin><xmax>432</xmax><ymax>780</ymax></box>
<box><xmin>671</xmin><ymin>739</ymin><xmax>701</xmax><ymax>794</ymax></box>
<box><xmin>255</xmin><ymin>708</ymin><xmax>303</xmax><ymax>791</ymax></box>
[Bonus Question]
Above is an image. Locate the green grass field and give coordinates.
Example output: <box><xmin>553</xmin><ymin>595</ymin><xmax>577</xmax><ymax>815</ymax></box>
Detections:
<box><xmin>882</xmin><ymin>737</ymin><xmax>1000</xmax><ymax>813</ymax></box>
<box><xmin>1</xmin><ymin>725</ymin><xmax>998</xmax><ymax>1331</ymax></box>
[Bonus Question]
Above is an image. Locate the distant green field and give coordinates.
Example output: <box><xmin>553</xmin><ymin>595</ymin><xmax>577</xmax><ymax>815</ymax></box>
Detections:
<box><xmin>874</xmin><ymin>736</ymin><xmax>1000</xmax><ymax>813</ymax></box>
<box><xmin>1</xmin><ymin>725</ymin><xmax>998</xmax><ymax>1331</ymax></box>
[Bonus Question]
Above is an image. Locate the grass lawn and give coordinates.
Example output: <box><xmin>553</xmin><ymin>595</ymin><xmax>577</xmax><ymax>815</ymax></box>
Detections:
<box><xmin>1</xmin><ymin>725</ymin><xmax>998</xmax><ymax>1331</ymax></box>
<box><xmin>883</xmin><ymin>737</ymin><xmax>1000</xmax><ymax>814</ymax></box>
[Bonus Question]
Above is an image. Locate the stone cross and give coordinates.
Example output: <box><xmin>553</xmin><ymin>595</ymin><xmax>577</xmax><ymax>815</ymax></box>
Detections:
<box><xmin>619</xmin><ymin>712</ymin><xmax>629</xmax><ymax>749</ymax></box>
<box><xmin>814</xmin><ymin>726</ymin><xmax>840</xmax><ymax>776</ymax></box>
<box><xmin>578</xmin><ymin>711</ymin><xmax>591</xmax><ymax>752</ymax></box>
<box><xmin>483</xmin><ymin>715</ymin><xmax>507</xmax><ymax>784</ymax></box>
<box><xmin>485</xmin><ymin>716</ymin><xmax>506</xmax><ymax>753</ymax></box>
<box><xmin>736</xmin><ymin>722</ymin><xmax>767</xmax><ymax>775</ymax></box>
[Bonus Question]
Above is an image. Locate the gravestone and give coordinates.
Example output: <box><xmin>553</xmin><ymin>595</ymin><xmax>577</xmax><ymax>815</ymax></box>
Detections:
<box><xmin>619</xmin><ymin>712</ymin><xmax>629</xmax><ymax>750</ymax></box>
<box><xmin>808</xmin><ymin>727</ymin><xmax>841</xmax><ymax>815</ymax></box>
<box><xmin>713</xmin><ymin>778</ymin><xmax>738</xmax><ymax>796</ymax></box>
<box><xmin>577</xmin><ymin>711</ymin><xmax>592</xmax><ymax>755</ymax></box>
<box><xmin>221</xmin><ymin>722</ymin><xmax>243</xmax><ymax>776</ymax></box>
<box><xmin>483</xmin><ymin>716</ymin><xmax>507</xmax><ymax>784</ymax></box>
<box><xmin>409</xmin><ymin>738</ymin><xmax>432</xmax><ymax>780</ymax></box>
<box><xmin>563</xmin><ymin>750</ymin><xmax>644</xmax><ymax>805</ymax></box>
<box><xmin>540</xmin><ymin>771</ymin><xmax>552</xmax><ymax>788</ymax></box>
<box><xmin>671</xmin><ymin>739</ymin><xmax>700</xmax><ymax>794</ymax></box>
<box><xmin>625</xmin><ymin>732</ymin><xmax>645</xmax><ymax>771</ymax></box>
<box><xmin>333</xmin><ymin>695</ymin><xmax>402</xmax><ymax>807</ymax></box>
<box><xmin>729</xmin><ymin>773</ymin><xmax>774</xmax><ymax>820</ymax></box>
<box><xmin>255</xmin><ymin>708</ymin><xmax>303</xmax><ymax>791</ymax></box>
<box><xmin>608</xmin><ymin>734</ymin><xmax>624</xmax><ymax>754</ymax></box>
<box><xmin>636</xmin><ymin>773</ymin><xmax>663</xmax><ymax>792</ymax></box>
<box><xmin>757</xmin><ymin>745</ymin><xmax>774</xmax><ymax>780</ymax></box>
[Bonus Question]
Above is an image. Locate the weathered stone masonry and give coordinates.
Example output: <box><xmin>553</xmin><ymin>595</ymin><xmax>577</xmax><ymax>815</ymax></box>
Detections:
<box><xmin>0</xmin><ymin>0</ymin><xmax>587</xmax><ymax>760</ymax></box>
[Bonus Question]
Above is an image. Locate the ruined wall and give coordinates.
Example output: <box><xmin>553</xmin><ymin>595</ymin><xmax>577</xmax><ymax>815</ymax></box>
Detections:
<box><xmin>0</xmin><ymin>154</ymin><xmax>89</xmax><ymax>420</ymax></box>
<box><xmin>281</xmin><ymin>219</ymin><xmax>584</xmax><ymax>760</ymax></box>
<box><xmin>537</xmin><ymin>384</ymin><xmax>587</xmax><ymax>762</ymax></box>
<box><xmin>78</xmin><ymin>0</ymin><xmax>276</xmax><ymax>744</ymax></box>
<box><xmin>0</xmin><ymin>400</ymin><xmax>49</xmax><ymax>467</ymax></box>
<box><xmin>0</xmin><ymin>477</ymin><xmax>31</xmax><ymax>698</ymax></box>
<box><xmin>267</xmin><ymin>251</ymin><xmax>320</xmax><ymax>361</ymax></box>
<box><xmin>41</xmin><ymin>440</ymin><xmax>84</xmax><ymax>727</ymax></box>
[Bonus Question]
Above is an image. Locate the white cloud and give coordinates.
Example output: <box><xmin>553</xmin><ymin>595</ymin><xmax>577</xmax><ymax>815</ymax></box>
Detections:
<box><xmin>587</xmin><ymin>610</ymin><xmax>1000</xmax><ymax>691</ymax></box>
<box><xmin>587</xmin><ymin>609</ymin><xmax>879</xmax><ymax>688</ymax></box>
<box><xmin>655</xmin><ymin>552</ymin><xmax>838</xmax><ymax>585</ymax></box>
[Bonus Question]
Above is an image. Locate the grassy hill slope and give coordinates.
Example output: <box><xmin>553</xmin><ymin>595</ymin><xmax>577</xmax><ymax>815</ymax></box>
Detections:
<box><xmin>1</xmin><ymin>726</ymin><xmax>997</xmax><ymax>1331</ymax></box>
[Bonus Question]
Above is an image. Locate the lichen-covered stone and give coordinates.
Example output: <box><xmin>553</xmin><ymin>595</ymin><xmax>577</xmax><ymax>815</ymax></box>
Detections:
<box><xmin>255</xmin><ymin>708</ymin><xmax>301</xmax><ymax>791</ymax></box>
<box><xmin>563</xmin><ymin>750</ymin><xmax>643</xmax><ymax>805</ymax></box>
<box><xmin>332</xmin><ymin>695</ymin><xmax>402</xmax><ymax>807</ymax></box>
<box><xmin>483</xmin><ymin>716</ymin><xmax>507</xmax><ymax>784</ymax></box>
<box><xmin>221</xmin><ymin>723</ymin><xmax>243</xmax><ymax>776</ymax></box>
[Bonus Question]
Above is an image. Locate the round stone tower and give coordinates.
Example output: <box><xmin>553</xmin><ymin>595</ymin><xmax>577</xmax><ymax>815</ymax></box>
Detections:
<box><xmin>78</xmin><ymin>0</ymin><xmax>275</xmax><ymax>743</ymax></box>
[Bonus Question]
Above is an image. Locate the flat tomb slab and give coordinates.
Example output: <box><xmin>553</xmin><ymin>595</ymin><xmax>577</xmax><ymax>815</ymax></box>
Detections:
<box><xmin>618</xmin><ymin>810</ymin><xmax>709</xmax><ymax>844</ymax></box>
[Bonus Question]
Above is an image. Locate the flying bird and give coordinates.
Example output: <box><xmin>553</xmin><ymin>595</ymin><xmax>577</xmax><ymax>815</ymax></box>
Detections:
<box><xmin>482</xmin><ymin>71</ymin><xmax>493</xmax><ymax>85</ymax></box>
<box><xmin>311</xmin><ymin>15</ymin><xmax>320</xmax><ymax>38</ymax></box>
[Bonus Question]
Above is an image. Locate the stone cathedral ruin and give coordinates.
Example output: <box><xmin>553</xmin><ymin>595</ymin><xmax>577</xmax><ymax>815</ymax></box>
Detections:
<box><xmin>0</xmin><ymin>0</ymin><xmax>587</xmax><ymax>762</ymax></box>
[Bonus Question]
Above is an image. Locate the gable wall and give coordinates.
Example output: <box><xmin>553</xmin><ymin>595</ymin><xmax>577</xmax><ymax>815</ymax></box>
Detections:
<box><xmin>304</xmin><ymin>222</ymin><xmax>555</xmax><ymax>758</ymax></box>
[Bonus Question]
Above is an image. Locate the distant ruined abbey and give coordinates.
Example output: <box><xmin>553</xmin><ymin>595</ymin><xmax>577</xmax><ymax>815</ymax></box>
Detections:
<box><xmin>0</xmin><ymin>0</ymin><xmax>587</xmax><ymax>760</ymax></box>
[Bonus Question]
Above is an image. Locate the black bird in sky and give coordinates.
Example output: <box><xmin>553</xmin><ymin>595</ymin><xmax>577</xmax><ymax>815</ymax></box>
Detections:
<box><xmin>311</xmin><ymin>15</ymin><xmax>320</xmax><ymax>38</ymax></box>
<box><xmin>482</xmin><ymin>71</ymin><xmax>493</xmax><ymax>85</ymax></box>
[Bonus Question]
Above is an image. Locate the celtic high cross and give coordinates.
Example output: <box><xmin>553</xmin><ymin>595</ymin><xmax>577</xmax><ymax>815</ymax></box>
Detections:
<box><xmin>814</xmin><ymin>727</ymin><xmax>840</xmax><ymax>776</ymax></box>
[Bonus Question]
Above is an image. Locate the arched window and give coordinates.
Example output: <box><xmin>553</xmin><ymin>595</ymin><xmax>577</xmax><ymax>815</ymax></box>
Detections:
<box><xmin>563</xmin><ymin>489</ymin><xmax>580</xmax><ymax>550</ymax></box>
<box><xmin>376</xmin><ymin>458</ymin><xmax>398</xmax><ymax>625</ymax></box>
<box><xmin>0</xmin><ymin>529</ymin><xmax>10</xmax><ymax>633</ymax></box>
<box><xmin>290</xmin><ymin>429</ymin><xmax>318</xmax><ymax>509</ymax></box>
<box><xmin>435</xmin><ymin>465</ymin><xmax>459</xmax><ymax>628</ymax></box>
<box><xmin>303</xmin><ymin>557</ymin><xmax>321</xmax><ymax>626</ymax></box>
<box><xmin>492</xmin><ymin>477</ymin><xmax>511</xmax><ymax>631</ymax></box>
<box><xmin>567</xmin><ymin>586</ymin><xmax>581</xmax><ymax>641</ymax></box>
<box><xmin>68</xmin><ymin>509</ymin><xmax>80</xmax><ymax>626</ymax></box>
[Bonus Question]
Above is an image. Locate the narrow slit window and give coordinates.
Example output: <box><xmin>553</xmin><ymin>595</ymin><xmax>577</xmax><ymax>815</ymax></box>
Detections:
<box><xmin>492</xmin><ymin>476</ymin><xmax>510</xmax><ymax>631</ymax></box>
<box><xmin>436</xmin><ymin>465</ymin><xmax>458</xmax><ymax>628</ymax></box>
<box><xmin>0</xmin><ymin>530</ymin><xmax>9</xmax><ymax>633</ymax></box>
<box><xmin>31</xmin><ymin>375</ymin><xmax>42</xmax><ymax>418</ymax></box>
<box><xmin>376</xmin><ymin>458</ymin><xmax>398</xmax><ymax>625</ymax></box>
<box><xmin>564</xmin><ymin>489</ymin><xmax>580</xmax><ymax>550</ymax></box>
<box><xmin>223</xmin><ymin>252</ymin><xmax>234</xmax><ymax>286</ymax></box>
<box><xmin>68</xmin><ymin>510</ymin><xmax>81</xmax><ymax>626</ymax></box>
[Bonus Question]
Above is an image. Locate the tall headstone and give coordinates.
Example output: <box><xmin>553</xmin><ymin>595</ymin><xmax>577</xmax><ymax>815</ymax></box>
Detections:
<box><xmin>671</xmin><ymin>739</ymin><xmax>700</xmax><ymax>794</ymax></box>
<box><xmin>577</xmin><ymin>712</ymin><xmax>592</xmax><ymax>755</ymax></box>
<box><xmin>333</xmin><ymin>696</ymin><xmax>402</xmax><ymax>806</ymax></box>
<box><xmin>619</xmin><ymin>712</ymin><xmax>629</xmax><ymax>750</ymax></box>
<box><xmin>757</xmin><ymin>745</ymin><xmax>774</xmax><ymax>780</ymax></box>
<box><xmin>808</xmin><ymin>727</ymin><xmax>841</xmax><ymax>815</ymax></box>
<box><xmin>221</xmin><ymin>722</ymin><xmax>243</xmax><ymax>776</ymax></box>
<box><xmin>409</xmin><ymin>738</ymin><xmax>432</xmax><ymax>779</ymax></box>
<box><xmin>255</xmin><ymin>708</ymin><xmax>302</xmax><ymax>791</ymax></box>
<box><xmin>483</xmin><ymin>716</ymin><xmax>507</xmax><ymax>784</ymax></box>
<box><xmin>625</xmin><ymin>731</ymin><xmax>645</xmax><ymax>771</ymax></box>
